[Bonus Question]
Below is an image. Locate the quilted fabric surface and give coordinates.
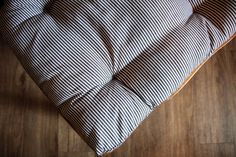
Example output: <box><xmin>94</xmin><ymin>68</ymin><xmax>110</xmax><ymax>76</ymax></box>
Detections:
<box><xmin>0</xmin><ymin>0</ymin><xmax>236</xmax><ymax>156</ymax></box>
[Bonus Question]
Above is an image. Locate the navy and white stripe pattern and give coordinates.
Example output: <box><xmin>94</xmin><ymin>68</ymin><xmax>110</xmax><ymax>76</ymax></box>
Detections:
<box><xmin>1</xmin><ymin>0</ymin><xmax>235</xmax><ymax>156</ymax></box>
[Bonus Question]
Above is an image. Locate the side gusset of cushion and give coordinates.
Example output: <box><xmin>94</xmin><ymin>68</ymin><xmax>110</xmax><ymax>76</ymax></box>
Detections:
<box><xmin>0</xmin><ymin>0</ymin><xmax>235</xmax><ymax>156</ymax></box>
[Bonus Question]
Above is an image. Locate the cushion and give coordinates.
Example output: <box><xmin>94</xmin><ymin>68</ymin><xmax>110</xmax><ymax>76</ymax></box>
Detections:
<box><xmin>0</xmin><ymin>0</ymin><xmax>235</xmax><ymax>156</ymax></box>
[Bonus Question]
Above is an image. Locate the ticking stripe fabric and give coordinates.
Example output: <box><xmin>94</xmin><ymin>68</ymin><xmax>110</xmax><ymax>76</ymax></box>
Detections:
<box><xmin>1</xmin><ymin>0</ymin><xmax>236</xmax><ymax>156</ymax></box>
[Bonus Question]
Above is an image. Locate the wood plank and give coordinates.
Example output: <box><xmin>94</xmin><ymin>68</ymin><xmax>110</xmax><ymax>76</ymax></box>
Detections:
<box><xmin>0</xmin><ymin>37</ymin><xmax>58</xmax><ymax>157</ymax></box>
<box><xmin>58</xmin><ymin>115</ymin><xmax>94</xmax><ymax>153</ymax></box>
<box><xmin>192</xmin><ymin>47</ymin><xmax>235</xmax><ymax>144</ymax></box>
<box><xmin>59</xmin><ymin>152</ymin><xmax>95</xmax><ymax>157</ymax></box>
<box><xmin>194</xmin><ymin>143</ymin><xmax>235</xmax><ymax>157</ymax></box>
<box><xmin>226</xmin><ymin>37</ymin><xmax>236</xmax><ymax>157</ymax></box>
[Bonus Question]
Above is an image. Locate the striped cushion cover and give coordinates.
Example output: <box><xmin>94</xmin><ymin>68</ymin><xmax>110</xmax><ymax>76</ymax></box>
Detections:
<box><xmin>0</xmin><ymin>0</ymin><xmax>235</xmax><ymax>156</ymax></box>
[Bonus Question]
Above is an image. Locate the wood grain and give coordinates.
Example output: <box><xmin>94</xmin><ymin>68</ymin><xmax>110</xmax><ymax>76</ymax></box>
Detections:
<box><xmin>0</xmin><ymin>36</ymin><xmax>236</xmax><ymax>157</ymax></box>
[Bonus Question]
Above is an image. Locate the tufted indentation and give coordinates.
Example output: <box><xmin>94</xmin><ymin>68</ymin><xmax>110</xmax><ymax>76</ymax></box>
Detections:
<box><xmin>43</xmin><ymin>0</ymin><xmax>54</xmax><ymax>14</ymax></box>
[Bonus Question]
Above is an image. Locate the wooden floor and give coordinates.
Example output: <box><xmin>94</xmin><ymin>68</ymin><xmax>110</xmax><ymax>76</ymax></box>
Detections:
<box><xmin>0</xmin><ymin>35</ymin><xmax>236</xmax><ymax>157</ymax></box>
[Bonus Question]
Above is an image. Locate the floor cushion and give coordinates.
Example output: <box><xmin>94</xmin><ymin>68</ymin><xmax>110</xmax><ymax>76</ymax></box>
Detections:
<box><xmin>0</xmin><ymin>0</ymin><xmax>235</xmax><ymax>156</ymax></box>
